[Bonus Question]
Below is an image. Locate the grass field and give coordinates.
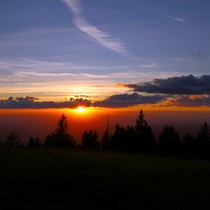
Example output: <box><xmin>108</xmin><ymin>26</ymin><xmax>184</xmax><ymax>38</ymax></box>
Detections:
<box><xmin>0</xmin><ymin>149</ymin><xmax>210</xmax><ymax>210</ymax></box>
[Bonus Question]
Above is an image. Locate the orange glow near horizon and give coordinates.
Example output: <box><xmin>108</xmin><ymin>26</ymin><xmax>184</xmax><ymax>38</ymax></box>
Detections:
<box><xmin>1</xmin><ymin>107</ymin><xmax>210</xmax><ymax>144</ymax></box>
<box><xmin>1</xmin><ymin>105</ymin><xmax>210</xmax><ymax>116</ymax></box>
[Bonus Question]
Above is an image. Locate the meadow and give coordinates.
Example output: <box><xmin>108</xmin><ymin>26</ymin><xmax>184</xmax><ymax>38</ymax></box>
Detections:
<box><xmin>1</xmin><ymin>149</ymin><xmax>210</xmax><ymax>210</ymax></box>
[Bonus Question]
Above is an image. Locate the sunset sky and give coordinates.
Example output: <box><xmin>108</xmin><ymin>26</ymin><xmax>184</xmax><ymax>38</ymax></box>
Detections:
<box><xmin>0</xmin><ymin>0</ymin><xmax>210</xmax><ymax>110</ymax></box>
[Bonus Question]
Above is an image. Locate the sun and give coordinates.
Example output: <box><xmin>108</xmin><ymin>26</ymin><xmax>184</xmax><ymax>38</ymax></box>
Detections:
<box><xmin>77</xmin><ymin>106</ymin><xmax>86</xmax><ymax>113</ymax></box>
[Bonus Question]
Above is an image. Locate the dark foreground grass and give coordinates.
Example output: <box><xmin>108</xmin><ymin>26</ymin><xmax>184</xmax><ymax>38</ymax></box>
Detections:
<box><xmin>0</xmin><ymin>149</ymin><xmax>210</xmax><ymax>210</ymax></box>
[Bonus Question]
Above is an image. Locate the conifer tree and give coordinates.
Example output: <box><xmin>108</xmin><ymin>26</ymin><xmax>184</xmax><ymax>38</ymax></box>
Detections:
<box><xmin>44</xmin><ymin>114</ymin><xmax>75</xmax><ymax>148</ymax></box>
<box><xmin>3</xmin><ymin>131</ymin><xmax>20</xmax><ymax>148</ymax></box>
<box><xmin>158</xmin><ymin>125</ymin><xmax>180</xmax><ymax>154</ymax></box>
<box><xmin>81</xmin><ymin>129</ymin><xmax>99</xmax><ymax>149</ymax></box>
<box><xmin>196</xmin><ymin>122</ymin><xmax>210</xmax><ymax>157</ymax></box>
<box><xmin>135</xmin><ymin>109</ymin><xmax>154</xmax><ymax>152</ymax></box>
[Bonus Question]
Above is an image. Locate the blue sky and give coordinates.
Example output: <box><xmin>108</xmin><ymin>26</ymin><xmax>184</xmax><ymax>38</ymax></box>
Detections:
<box><xmin>0</xmin><ymin>0</ymin><xmax>210</xmax><ymax>108</ymax></box>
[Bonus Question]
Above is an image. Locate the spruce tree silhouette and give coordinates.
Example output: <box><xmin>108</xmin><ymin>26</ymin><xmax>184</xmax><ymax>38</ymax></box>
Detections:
<box><xmin>196</xmin><ymin>122</ymin><xmax>210</xmax><ymax>157</ymax></box>
<box><xmin>197</xmin><ymin>122</ymin><xmax>210</xmax><ymax>143</ymax></box>
<box><xmin>101</xmin><ymin>130</ymin><xmax>111</xmax><ymax>150</ymax></box>
<box><xmin>135</xmin><ymin>109</ymin><xmax>154</xmax><ymax>152</ymax></box>
<box><xmin>81</xmin><ymin>129</ymin><xmax>99</xmax><ymax>149</ymax></box>
<box><xmin>158</xmin><ymin>125</ymin><xmax>181</xmax><ymax>155</ymax></box>
<box><xmin>3</xmin><ymin>131</ymin><xmax>20</xmax><ymax>148</ymax></box>
<box><xmin>126</xmin><ymin>125</ymin><xmax>137</xmax><ymax>152</ymax></box>
<box><xmin>183</xmin><ymin>133</ymin><xmax>195</xmax><ymax>157</ymax></box>
<box><xmin>110</xmin><ymin>123</ymin><xmax>127</xmax><ymax>151</ymax></box>
<box><xmin>44</xmin><ymin>114</ymin><xmax>75</xmax><ymax>148</ymax></box>
<box><xmin>27</xmin><ymin>137</ymin><xmax>41</xmax><ymax>148</ymax></box>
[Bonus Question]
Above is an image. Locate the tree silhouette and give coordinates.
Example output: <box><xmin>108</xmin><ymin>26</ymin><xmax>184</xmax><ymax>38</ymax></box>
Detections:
<box><xmin>110</xmin><ymin>123</ymin><xmax>127</xmax><ymax>150</ymax></box>
<box><xmin>3</xmin><ymin>108</ymin><xmax>210</xmax><ymax>159</ymax></box>
<box><xmin>197</xmin><ymin>122</ymin><xmax>210</xmax><ymax>143</ymax></box>
<box><xmin>44</xmin><ymin>114</ymin><xmax>75</xmax><ymax>148</ymax></box>
<box><xmin>3</xmin><ymin>131</ymin><xmax>20</xmax><ymax>148</ymax></box>
<box><xmin>196</xmin><ymin>122</ymin><xmax>210</xmax><ymax>157</ymax></box>
<box><xmin>27</xmin><ymin>137</ymin><xmax>41</xmax><ymax>148</ymax></box>
<box><xmin>183</xmin><ymin>133</ymin><xmax>195</xmax><ymax>156</ymax></box>
<box><xmin>101</xmin><ymin>130</ymin><xmax>111</xmax><ymax>150</ymax></box>
<box><xmin>125</xmin><ymin>125</ymin><xmax>137</xmax><ymax>152</ymax></box>
<box><xmin>135</xmin><ymin>109</ymin><xmax>154</xmax><ymax>152</ymax></box>
<box><xmin>158</xmin><ymin>125</ymin><xmax>181</xmax><ymax>155</ymax></box>
<box><xmin>108</xmin><ymin>110</ymin><xmax>154</xmax><ymax>152</ymax></box>
<box><xmin>81</xmin><ymin>129</ymin><xmax>99</xmax><ymax>149</ymax></box>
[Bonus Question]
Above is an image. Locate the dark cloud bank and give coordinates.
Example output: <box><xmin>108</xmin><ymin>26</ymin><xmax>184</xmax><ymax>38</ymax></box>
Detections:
<box><xmin>0</xmin><ymin>94</ymin><xmax>165</xmax><ymax>109</ymax></box>
<box><xmin>1</xmin><ymin>75</ymin><xmax>210</xmax><ymax>108</ymax></box>
<box><xmin>94</xmin><ymin>93</ymin><xmax>165</xmax><ymax>108</ymax></box>
<box><xmin>0</xmin><ymin>96</ymin><xmax>92</xmax><ymax>109</ymax></box>
<box><xmin>124</xmin><ymin>75</ymin><xmax>210</xmax><ymax>95</ymax></box>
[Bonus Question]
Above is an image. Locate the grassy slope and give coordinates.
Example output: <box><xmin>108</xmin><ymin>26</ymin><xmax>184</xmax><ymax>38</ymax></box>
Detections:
<box><xmin>0</xmin><ymin>149</ymin><xmax>210</xmax><ymax>210</ymax></box>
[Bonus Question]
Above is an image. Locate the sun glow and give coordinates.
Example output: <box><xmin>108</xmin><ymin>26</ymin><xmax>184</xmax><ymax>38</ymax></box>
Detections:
<box><xmin>77</xmin><ymin>106</ymin><xmax>86</xmax><ymax>113</ymax></box>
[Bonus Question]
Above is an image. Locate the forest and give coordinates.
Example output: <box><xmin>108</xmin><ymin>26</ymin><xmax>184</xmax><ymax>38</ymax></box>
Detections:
<box><xmin>1</xmin><ymin>109</ymin><xmax>210</xmax><ymax>159</ymax></box>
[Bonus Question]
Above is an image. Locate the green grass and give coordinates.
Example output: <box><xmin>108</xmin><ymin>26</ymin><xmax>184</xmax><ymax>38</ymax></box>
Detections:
<box><xmin>1</xmin><ymin>149</ymin><xmax>210</xmax><ymax>209</ymax></box>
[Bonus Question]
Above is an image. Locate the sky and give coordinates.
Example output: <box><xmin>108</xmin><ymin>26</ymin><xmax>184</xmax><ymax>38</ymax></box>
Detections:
<box><xmin>0</xmin><ymin>0</ymin><xmax>210</xmax><ymax>109</ymax></box>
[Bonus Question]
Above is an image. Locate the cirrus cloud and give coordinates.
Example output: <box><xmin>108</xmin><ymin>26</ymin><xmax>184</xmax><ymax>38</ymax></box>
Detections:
<box><xmin>168</xmin><ymin>16</ymin><xmax>187</xmax><ymax>23</ymax></box>
<box><xmin>63</xmin><ymin>0</ymin><xmax>127</xmax><ymax>55</ymax></box>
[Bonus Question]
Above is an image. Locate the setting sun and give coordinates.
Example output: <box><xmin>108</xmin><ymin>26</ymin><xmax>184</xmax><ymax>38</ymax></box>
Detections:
<box><xmin>77</xmin><ymin>106</ymin><xmax>86</xmax><ymax>113</ymax></box>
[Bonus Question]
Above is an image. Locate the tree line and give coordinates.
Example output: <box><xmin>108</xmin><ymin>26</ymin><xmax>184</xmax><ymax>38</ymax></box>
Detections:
<box><xmin>1</xmin><ymin>110</ymin><xmax>210</xmax><ymax>158</ymax></box>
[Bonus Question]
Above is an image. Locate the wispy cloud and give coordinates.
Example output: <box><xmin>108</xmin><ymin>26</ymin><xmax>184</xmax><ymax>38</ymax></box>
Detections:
<box><xmin>63</xmin><ymin>0</ymin><xmax>127</xmax><ymax>55</ymax></box>
<box><xmin>0</xmin><ymin>58</ymin><xmax>183</xmax><ymax>81</ymax></box>
<box><xmin>169</xmin><ymin>16</ymin><xmax>187</xmax><ymax>23</ymax></box>
<box><xmin>0</xmin><ymin>58</ymin><xmax>126</xmax><ymax>73</ymax></box>
<box><xmin>0</xmin><ymin>57</ymin><xmax>192</xmax><ymax>100</ymax></box>
<box><xmin>139</xmin><ymin>62</ymin><xmax>158</xmax><ymax>68</ymax></box>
